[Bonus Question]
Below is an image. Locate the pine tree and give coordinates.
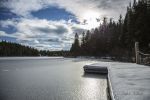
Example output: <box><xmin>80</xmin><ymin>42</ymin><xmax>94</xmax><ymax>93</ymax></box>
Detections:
<box><xmin>70</xmin><ymin>33</ymin><xmax>81</xmax><ymax>56</ymax></box>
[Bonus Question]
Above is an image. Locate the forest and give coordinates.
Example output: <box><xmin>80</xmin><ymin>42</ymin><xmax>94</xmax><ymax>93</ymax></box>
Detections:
<box><xmin>70</xmin><ymin>0</ymin><xmax>150</xmax><ymax>62</ymax></box>
<box><xmin>0</xmin><ymin>41</ymin><xmax>69</xmax><ymax>56</ymax></box>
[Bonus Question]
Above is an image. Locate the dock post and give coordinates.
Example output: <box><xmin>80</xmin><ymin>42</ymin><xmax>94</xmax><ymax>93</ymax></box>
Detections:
<box><xmin>135</xmin><ymin>42</ymin><xmax>140</xmax><ymax>64</ymax></box>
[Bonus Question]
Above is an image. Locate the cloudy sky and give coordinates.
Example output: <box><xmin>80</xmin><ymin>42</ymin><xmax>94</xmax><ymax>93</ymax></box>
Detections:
<box><xmin>0</xmin><ymin>0</ymin><xmax>132</xmax><ymax>50</ymax></box>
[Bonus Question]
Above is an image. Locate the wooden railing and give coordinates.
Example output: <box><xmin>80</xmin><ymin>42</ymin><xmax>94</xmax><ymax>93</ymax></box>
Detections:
<box><xmin>135</xmin><ymin>42</ymin><xmax>150</xmax><ymax>65</ymax></box>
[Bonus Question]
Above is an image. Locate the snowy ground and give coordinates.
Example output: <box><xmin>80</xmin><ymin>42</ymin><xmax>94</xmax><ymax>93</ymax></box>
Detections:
<box><xmin>87</xmin><ymin>62</ymin><xmax>150</xmax><ymax>100</ymax></box>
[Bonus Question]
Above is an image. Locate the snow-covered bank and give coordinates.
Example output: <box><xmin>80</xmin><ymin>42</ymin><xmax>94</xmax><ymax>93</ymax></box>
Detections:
<box><xmin>109</xmin><ymin>62</ymin><xmax>150</xmax><ymax>100</ymax></box>
<box><xmin>85</xmin><ymin>62</ymin><xmax>150</xmax><ymax>100</ymax></box>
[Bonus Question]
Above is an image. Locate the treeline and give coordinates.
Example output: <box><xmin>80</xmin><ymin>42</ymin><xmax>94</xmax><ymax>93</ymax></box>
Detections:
<box><xmin>39</xmin><ymin>50</ymin><xmax>69</xmax><ymax>56</ymax></box>
<box><xmin>0</xmin><ymin>41</ymin><xmax>69</xmax><ymax>56</ymax></box>
<box><xmin>0</xmin><ymin>41</ymin><xmax>39</xmax><ymax>56</ymax></box>
<box><xmin>70</xmin><ymin>0</ymin><xmax>150</xmax><ymax>61</ymax></box>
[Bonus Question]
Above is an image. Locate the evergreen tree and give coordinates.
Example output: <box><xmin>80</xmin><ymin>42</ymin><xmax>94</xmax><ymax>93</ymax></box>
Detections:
<box><xmin>70</xmin><ymin>33</ymin><xmax>81</xmax><ymax>56</ymax></box>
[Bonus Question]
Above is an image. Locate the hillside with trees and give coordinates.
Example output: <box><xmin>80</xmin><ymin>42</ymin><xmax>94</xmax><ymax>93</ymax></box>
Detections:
<box><xmin>0</xmin><ymin>41</ymin><xmax>69</xmax><ymax>57</ymax></box>
<box><xmin>0</xmin><ymin>41</ymin><xmax>39</xmax><ymax>56</ymax></box>
<box><xmin>70</xmin><ymin>0</ymin><xmax>150</xmax><ymax>61</ymax></box>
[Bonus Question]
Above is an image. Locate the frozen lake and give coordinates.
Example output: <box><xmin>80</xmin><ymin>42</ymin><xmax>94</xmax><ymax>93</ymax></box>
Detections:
<box><xmin>0</xmin><ymin>57</ymin><xmax>107</xmax><ymax>100</ymax></box>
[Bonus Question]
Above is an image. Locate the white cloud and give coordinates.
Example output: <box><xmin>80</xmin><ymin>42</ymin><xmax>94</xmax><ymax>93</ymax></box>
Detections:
<box><xmin>0</xmin><ymin>18</ymin><xmax>87</xmax><ymax>50</ymax></box>
<box><xmin>0</xmin><ymin>19</ymin><xmax>18</xmax><ymax>28</ymax></box>
<box><xmin>0</xmin><ymin>31</ymin><xmax>7</xmax><ymax>36</ymax></box>
<box><xmin>2</xmin><ymin>0</ymin><xmax>132</xmax><ymax>20</ymax></box>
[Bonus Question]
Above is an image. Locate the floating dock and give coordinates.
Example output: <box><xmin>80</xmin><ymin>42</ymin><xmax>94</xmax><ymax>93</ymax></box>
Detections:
<box><xmin>84</xmin><ymin>64</ymin><xmax>108</xmax><ymax>74</ymax></box>
<box><xmin>83</xmin><ymin>62</ymin><xmax>150</xmax><ymax>100</ymax></box>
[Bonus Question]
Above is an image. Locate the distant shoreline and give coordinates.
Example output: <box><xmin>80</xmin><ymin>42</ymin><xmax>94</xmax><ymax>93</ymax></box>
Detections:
<box><xmin>0</xmin><ymin>56</ymin><xmax>64</xmax><ymax>60</ymax></box>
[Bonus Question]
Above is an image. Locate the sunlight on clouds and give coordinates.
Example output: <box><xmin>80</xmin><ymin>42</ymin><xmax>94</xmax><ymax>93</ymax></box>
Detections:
<box><xmin>82</xmin><ymin>11</ymin><xmax>100</xmax><ymax>21</ymax></box>
<box><xmin>80</xmin><ymin>10</ymin><xmax>101</xmax><ymax>29</ymax></box>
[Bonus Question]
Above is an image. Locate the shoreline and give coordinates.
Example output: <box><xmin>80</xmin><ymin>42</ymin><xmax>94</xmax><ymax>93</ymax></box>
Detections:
<box><xmin>0</xmin><ymin>56</ymin><xmax>64</xmax><ymax>60</ymax></box>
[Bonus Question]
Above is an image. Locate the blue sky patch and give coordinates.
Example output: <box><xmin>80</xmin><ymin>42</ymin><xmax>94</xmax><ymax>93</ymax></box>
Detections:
<box><xmin>0</xmin><ymin>25</ymin><xmax>17</xmax><ymax>34</ymax></box>
<box><xmin>0</xmin><ymin>7</ymin><xmax>19</xmax><ymax>20</ymax></box>
<box><xmin>31</xmin><ymin>6</ymin><xmax>76</xmax><ymax>21</ymax></box>
<box><xmin>0</xmin><ymin>36</ymin><xmax>17</xmax><ymax>42</ymax></box>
